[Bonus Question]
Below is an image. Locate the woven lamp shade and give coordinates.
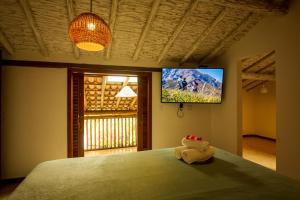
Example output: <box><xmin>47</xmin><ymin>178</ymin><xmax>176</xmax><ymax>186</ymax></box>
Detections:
<box><xmin>69</xmin><ymin>12</ymin><xmax>111</xmax><ymax>51</ymax></box>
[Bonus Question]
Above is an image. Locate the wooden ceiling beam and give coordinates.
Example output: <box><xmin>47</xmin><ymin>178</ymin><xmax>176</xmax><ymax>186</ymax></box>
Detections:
<box><xmin>246</xmin><ymin>80</ymin><xmax>268</xmax><ymax>92</ymax></box>
<box><xmin>198</xmin><ymin>0</ymin><xmax>288</xmax><ymax>15</ymax></box>
<box><xmin>105</xmin><ymin>0</ymin><xmax>118</xmax><ymax>60</ymax></box>
<box><xmin>133</xmin><ymin>0</ymin><xmax>161</xmax><ymax>61</ymax></box>
<box><xmin>100</xmin><ymin>76</ymin><xmax>107</xmax><ymax>109</ymax></box>
<box><xmin>66</xmin><ymin>0</ymin><xmax>80</xmax><ymax>59</ymax></box>
<box><xmin>242</xmin><ymin>61</ymin><xmax>275</xmax><ymax>84</ymax></box>
<box><xmin>130</xmin><ymin>97</ymin><xmax>137</xmax><ymax>108</ymax></box>
<box><xmin>242</xmin><ymin>50</ymin><xmax>275</xmax><ymax>72</ymax></box>
<box><xmin>0</xmin><ymin>29</ymin><xmax>14</xmax><ymax>55</ymax></box>
<box><xmin>242</xmin><ymin>72</ymin><xmax>275</xmax><ymax>81</ymax></box>
<box><xmin>181</xmin><ymin>7</ymin><xmax>227</xmax><ymax>64</ymax></box>
<box><xmin>243</xmin><ymin>80</ymin><xmax>256</xmax><ymax>89</ymax></box>
<box><xmin>116</xmin><ymin>77</ymin><xmax>129</xmax><ymax>108</ymax></box>
<box><xmin>199</xmin><ymin>12</ymin><xmax>254</xmax><ymax>64</ymax></box>
<box><xmin>255</xmin><ymin>60</ymin><xmax>275</xmax><ymax>73</ymax></box>
<box><xmin>158</xmin><ymin>0</ymin><xmax>199</xmax><ymax>63</ymax></box>
<box><xmin>18</xmin><ymin>0</ymin><xmax>49</xmax><ymax>56</ymax></box>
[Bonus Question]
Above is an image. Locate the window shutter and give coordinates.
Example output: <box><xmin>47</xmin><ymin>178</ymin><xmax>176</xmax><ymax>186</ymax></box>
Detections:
<box><xmin>137</xmin><ymin>72</ymin><xmax>152</xmax><ymax>151</ymax></box>
<box><xmin>68</xmin><ymin>71</ymin><xmax>84</xmax><ymax>157</ymax></box>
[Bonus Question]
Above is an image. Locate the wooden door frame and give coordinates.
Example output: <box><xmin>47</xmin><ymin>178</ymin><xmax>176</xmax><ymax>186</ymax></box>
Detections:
<box><xmin>0</xmin><ymin>51</ymin><xmax>2</xmax><ymax>179</ymax></box>
<box><xmin>67</xmin><ymin>68</ymin><xmax>152</xmax><ymax>157</ymax></box>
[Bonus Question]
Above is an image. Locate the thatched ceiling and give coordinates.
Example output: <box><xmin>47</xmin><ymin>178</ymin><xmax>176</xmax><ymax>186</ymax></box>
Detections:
<box><xmin>241</xmin><ymin>50</ymin><xmax>276</xmax><ymax>92</ymax></box>
<box><xmin>84</xmin><ymin>75</ymin><xmax>137</xmax><ymax>112</ymax></box>
<box><xmin>0</xmin><ymin>0</ymin><xmax>288</xmax><ymax>67</ymax></box>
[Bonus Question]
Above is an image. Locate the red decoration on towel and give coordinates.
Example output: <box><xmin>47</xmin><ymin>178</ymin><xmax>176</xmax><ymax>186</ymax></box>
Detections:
<box><xmin>185</xmin><ymin>134</ymin><xmax>202</xmax><ymax>141</ymax></box>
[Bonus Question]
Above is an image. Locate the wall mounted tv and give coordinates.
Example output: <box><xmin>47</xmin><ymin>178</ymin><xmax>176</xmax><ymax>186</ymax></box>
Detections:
<box><xmin>161</xmin><ymin>68</ymin><xmax>224</xmax><ymax>103</ymax></box>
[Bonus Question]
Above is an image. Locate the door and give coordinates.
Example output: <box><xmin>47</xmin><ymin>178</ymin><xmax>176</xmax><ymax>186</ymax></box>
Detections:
<box><xmin>68</xmin><ymin>69</ymin><xmax>152</xmax><ymax>157</ymax></box>
<box><xmin>68</xmin><ymin>70</ymin><xmax>84</xmax><ymax>157</ymax></box>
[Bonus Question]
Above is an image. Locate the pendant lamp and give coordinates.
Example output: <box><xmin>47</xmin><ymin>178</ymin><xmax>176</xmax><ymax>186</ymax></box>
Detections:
<box><xmin>69</xmin><ymin>0</ymin><xmax>111</xmax><ymax>51</ymax></box>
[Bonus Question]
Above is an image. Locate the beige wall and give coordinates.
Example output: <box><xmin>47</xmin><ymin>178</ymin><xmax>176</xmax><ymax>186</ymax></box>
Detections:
<box><xmin>212</xmin><ymin>1</ymin><xmax>300</xmax><ymax>180</ymax></box>
<box><xmin>1</xmin><ymin>69</ymin><xmax>212</xmax><ymax>178</ymax></box>
<box><xmin>242</xmin><ymin>82</ymin><xmax>276</xmax><ymax>139</ymax></box>
<box><xmin>152</xmin><ymin>72</ymin><xmax>211</xmax><ymax>148</ymax></box>
<box><xmin>1</xmin><ymin>67</ymin><xmax>67</xmax><ymax>179</ymax></box>
<box><xmin>242</xmin><ymin>89</ymin><xmax>255</xmax><ymax>135</ymax></box>
<box><xmin>210</xmin><ymin>55</ymin><xmax>241</xmax><ymax>154</ymax></box>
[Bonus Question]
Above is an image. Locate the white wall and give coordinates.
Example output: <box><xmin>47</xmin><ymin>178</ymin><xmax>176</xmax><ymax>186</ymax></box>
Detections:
<box><xmin>211</xmin><ymin>1</ymin><xmax>300</xmax><ymax>180</ymax></box>
<box><xmin>1</xmin><ymin>67</ymin><xmax>67</xmax><ymax>179</ymax></box>
<box><xmin>152</xmin><ymin>72</ymin><xmax>211</xmax><ymax>148</ymax></box>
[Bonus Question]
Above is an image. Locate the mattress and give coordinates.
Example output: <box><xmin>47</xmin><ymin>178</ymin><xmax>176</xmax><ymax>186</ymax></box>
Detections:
<box><xmin>9</xmin><ymin>148</ymin><xmax>300</xmax><ymax>200</ymax></box>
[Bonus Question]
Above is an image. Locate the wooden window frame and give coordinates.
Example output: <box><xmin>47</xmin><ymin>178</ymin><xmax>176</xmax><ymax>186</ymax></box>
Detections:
<box><xmin>67</xmin><ymin>68</ymin><xmax>152</xmax><ymax>157</ymax></box>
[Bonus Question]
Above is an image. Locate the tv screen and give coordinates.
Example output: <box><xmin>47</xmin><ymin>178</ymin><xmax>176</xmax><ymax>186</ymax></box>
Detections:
<box><xmin>161</xmin><ymin>68</ymin><xmax>224</xmax><ymax>103</ymax></box>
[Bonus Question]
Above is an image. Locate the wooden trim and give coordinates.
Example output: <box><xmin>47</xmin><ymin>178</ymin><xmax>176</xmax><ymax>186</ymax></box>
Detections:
<box><xmin>0</xmin><ymin>50</ymin><xmax>2</xmax><ymax>179</ymax></box>
<box><xmin>67</xmin><ymin>69</ymin><xmax>72</xmax><ymax>157</ymax></box>
<box><xmin>2</xmin><ymin>60</ymin><xmax>161</xmax><ymax>72</ymax></box>
<box><xmin>68</xmin><ymin>68</ymin><xmax>152</xmax><ymax>155</ymax></box>
<box><xmin>137</xmin><ymin>72</ymin><xmax>152</xmax><ymax>151</ymax></box>
<box><xmin>66</xmin><ymin>0</ymin><xmax>80</xmax><ymax>59</ymax></box>
<box><xmin>18</xmin><ymin>0</ymin><xmax>49</xmax><ymax>56</ymax></box>
<box><xmin>133</xmin><ymin>0</ymin><xmax>161</xmax><ymax>61</ymax></box>
<box><xmin>67</xmin><ymin>70</ymin><xmax>84</xmax><ymax>157</ymax></box>
<box><xmin>243</xmin><ymin>134</ymin><xmax>276</xmax><ymax>142</ymax></box>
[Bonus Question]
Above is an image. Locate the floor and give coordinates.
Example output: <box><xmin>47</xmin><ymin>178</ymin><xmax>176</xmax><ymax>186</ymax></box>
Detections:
<box><xmin>0</xmin><ymin>181</ymin><xmax>21</xmax><ymax>200</ymax></box>
<box><xmin>242</xmin><ymin>136</ymin><xmax>276</xmax><ymax>170</ymax></box>
<box><xmin>84</xmin><ymin>146</ymin><xmax>137</xmax><ymax>157</ymax></box>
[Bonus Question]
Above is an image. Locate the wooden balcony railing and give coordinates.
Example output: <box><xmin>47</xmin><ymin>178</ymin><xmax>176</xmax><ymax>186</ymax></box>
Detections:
<box><xmin>84</xmin><ymin>115</ymin><xmax>137</xmax><ymax>150</ymax></box>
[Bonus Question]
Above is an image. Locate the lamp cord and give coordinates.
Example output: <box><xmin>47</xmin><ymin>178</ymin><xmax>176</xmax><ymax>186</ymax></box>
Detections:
<box><xmin>177</xmin><ymin>103</ymin><xmax>184</xmax><ymax>118</ymax></box>
<box><xmin>90</xmin><ymin>0</ymin><xmax>92</xmax><ymax>13</ymax></box>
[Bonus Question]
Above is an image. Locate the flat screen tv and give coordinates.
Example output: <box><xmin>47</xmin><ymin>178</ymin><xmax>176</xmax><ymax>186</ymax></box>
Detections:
<box><xmin>161</xmin><ymin>68</ymin><xmax>224</xmax><ymax>103</ymax></box>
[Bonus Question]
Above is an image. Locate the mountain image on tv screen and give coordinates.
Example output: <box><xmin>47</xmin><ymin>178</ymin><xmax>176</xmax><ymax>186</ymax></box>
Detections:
<box><xmin>161</xmin><ymin>68</ymin><xmax>224</xmax><ymax>103</ymax></box>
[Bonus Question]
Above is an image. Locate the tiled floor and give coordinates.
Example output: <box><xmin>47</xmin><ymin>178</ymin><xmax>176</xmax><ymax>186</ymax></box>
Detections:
<box><xmin>84</xmin><ymin>147</ymin><xmax>137</xmax><ymax>157</ymax></box>
<box><xmin>242</xmin><ymin>136</ymin><xmax>276</xmax><ymax>170</ymax></box>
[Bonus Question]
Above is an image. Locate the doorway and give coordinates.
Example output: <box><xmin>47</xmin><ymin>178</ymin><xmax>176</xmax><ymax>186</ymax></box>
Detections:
<box><xmin>83</xmin><ymin>74</ymin><xmax>138</xmax><ymax>156</ymax></box>
<box><xmin>240</xmin><ymin>50</ymin><xmax>277</xmax><ymax>170</ymax></box>
<box><xmin>67</xmin><ymin>68</ymin><xmax>152</xmax><ymax>158</ymax></box>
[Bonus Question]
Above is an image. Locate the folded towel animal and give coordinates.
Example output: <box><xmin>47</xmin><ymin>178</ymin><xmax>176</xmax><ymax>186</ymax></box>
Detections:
<box><xmin>181</xmin><ymin>137</ymin><xmax>209</xmax><ymax>152</ymax></box>
<box><xmin>174</xmin><ymin>146</ymin><xmax>189</xmax><ymax>159</ymax></box>
<box><xmin>181</xmin><ymin>146</ymin><xmax>215</xmax><ymax>164</ymax></box>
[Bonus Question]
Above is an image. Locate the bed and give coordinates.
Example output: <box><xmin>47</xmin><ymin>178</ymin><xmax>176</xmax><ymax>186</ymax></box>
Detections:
<box><xmin>9</xmin><ymin>148</ymin><xmax>300</xmax><ymax>200</ymax></box>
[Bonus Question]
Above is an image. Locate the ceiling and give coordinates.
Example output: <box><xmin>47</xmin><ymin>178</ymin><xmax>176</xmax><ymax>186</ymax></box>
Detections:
<box><xmin>241</xmin><ymin>50</ymin><xmax>276</xmax><ymax>92</ymax></box>
<box><xmin>84</xmin><ymin>75</ymin><xmax>138</xmax><ymax>112</ymax></box>
<box><xmin>0</xmin><ymin>0</ymin><xmax>288</xmax><ymax>67</ymax></box>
